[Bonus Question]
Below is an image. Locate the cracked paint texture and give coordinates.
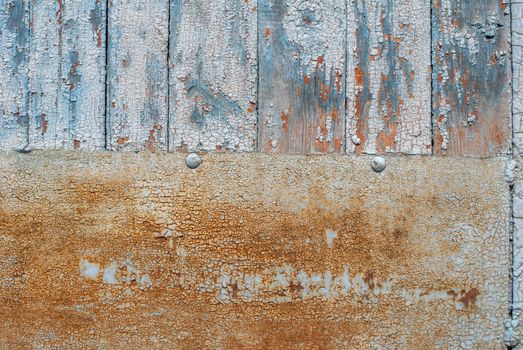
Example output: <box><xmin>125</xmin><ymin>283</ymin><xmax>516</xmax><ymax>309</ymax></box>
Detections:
<box><xmin>107</xmin><ymin>0</ymin><xmax>169</xmax><ymax>151</ymax></box>
<box><xmin>169</xmin><ymin>0</ymin><xmax>258</xmax><ymax>152</ymax></box>
<box><xmin>258</xmin><ymin>0</ymin><xmax>346</xmax><ymax>154</ymax></box>
<box><xmin>347</xmin><ymin>0</ymin><xmax>432</xmax><ymax>155</ymax></box>
<box><xmin>432</xmin><ymin>0</ymin><xmax>511</xmax><ymax>156</ymax></box>
<box><xmin>0</xmin><ymin>151</ymin><xmax>511</xmax><ymax>349</ymax></box>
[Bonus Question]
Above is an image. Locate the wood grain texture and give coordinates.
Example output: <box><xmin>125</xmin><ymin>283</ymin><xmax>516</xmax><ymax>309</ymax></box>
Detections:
<box><xmin>258</xmin><ymin>0</ymin><xmax>346</xmax><ymax>154</ymax></box>
<box><xmin>107</xmin><ymin>0</ymin><xmax>169</xmax><ymax>151</ymax></box>
<box><xmin>28</xmin><ymin>1</ymin><xmax>62</xmax><ymax>149</ymax></box>
<box><xmin>0</xmin><ymin>0</ymin><xmax>30</xmax><ymax>149</ymax></box>
<box><xmin>346</xmin><ymin>0</ymin><xmax>432</xmax><ymax>155</ymax></box>
<box><xmin>28</xmin><ymin>0</ymin><xmax>106</xmax><ymax>150</ymax></box>
<box><xmin>0</xmin><ymin>151</ymin><xmax>511</xmax><ymax>348</ymax></box>
<box><xmin>58</xmin><ymin>0</ymin><xmax>106</xmax><ymax>150</ymax></box>
<box><xmin>432</xmin><ymin>0</ymin><xmax>511</xmax><ymax>156</ymax></box>
<box><xmin>169</xmin><ymin>0</ymin><xmax>258</xmax><ymax>152</ymax></box>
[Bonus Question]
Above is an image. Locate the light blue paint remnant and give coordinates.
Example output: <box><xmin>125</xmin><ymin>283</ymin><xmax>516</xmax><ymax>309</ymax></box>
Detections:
<box><xmin>79</xmin><ymin>259</ymin><xmax>100</xmax><ymax>280</ymax></box>
<box><xmin>102</xmin><ymin>262</ymin><xmax>119</xmax><ymax>285</ymax></box>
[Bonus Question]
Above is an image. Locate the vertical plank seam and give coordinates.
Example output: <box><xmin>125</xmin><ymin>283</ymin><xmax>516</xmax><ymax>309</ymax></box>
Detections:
<box><xmin>509</xmin><ymin>0</ymin><xmax>517</xmax><ymax>346</ymax></box>
<box><xmin>255</xmin><ymin>0</ymin><xmax>261</xmax><ymax>152</ymax></box>
<box><xmin>26</xmin><ymin>0</ymin><xmax>32</xmax><ymax>148</ymax></box>
<box><xmin>343</xmin><ymin>0</ymin><xmax>349</xmax><ymax>154</ymax></box>
<box><xmin>430</xmin><ymin>0</ymin><xmax>434</xmax><ymax>156</ymax></box>
<box><xmin>104</xmin><ymin>0</ymin><xmax>110</xmax><ymax>150</ymax></box>
<box><xmin>166</xmin><ymin>0</ymin><xmax>172</xmax><ymax>152</ymax></box>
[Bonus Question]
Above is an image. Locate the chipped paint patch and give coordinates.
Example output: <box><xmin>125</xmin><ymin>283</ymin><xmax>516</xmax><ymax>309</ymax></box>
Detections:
<box><xmin>325</xmin><ymin>229</ymin><xmax>337</xmax><ymax>248</ymax></box>
<box><xmin>79</xmin><ymin>259</ymin><xmax>100</xmax><ymax>280</ymax></box>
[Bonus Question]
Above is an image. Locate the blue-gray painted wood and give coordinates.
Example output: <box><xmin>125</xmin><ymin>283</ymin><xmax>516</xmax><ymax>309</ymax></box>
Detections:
<box><xmin>346</xmin><ymin>0</ymin><xmax>432</xmax><ymax>155</ymax></box>
<box><xmin>258</xmin><ymin>0</ymin><xmax>346</xmax><ymax>154</ymax></box>
<box><xmin>432</xmin><ymin>0</ymin><xmax>511</xmax><ymax>156</ymax></box>
<box><xmin>28</xmin><ymin>0</ymin><xmax>106</xmax><ymax>150</ymax></box>
<box><xmin>106</xmin><ymin>0</ymin><xmax>169</xmax><ymax>151</ymax></box>
<box><xmin>0</xmin><ymin>0</ymin><xmax>30</xmax><ymax>149</ymax></box>
<box><xmin>169</xmin><ymin>0</ymin><xmax>258</xmax><ymax>152</ymax></box>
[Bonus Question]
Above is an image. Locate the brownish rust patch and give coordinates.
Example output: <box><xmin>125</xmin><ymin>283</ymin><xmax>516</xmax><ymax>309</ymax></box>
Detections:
<box><xmin>0</xmin><ymin>153</ymin><xmax>509</xmax><ymax>349</ymax></box>
<box><xmin>116</xmin><ymin>136</ymin><xmax>128</xmax><ymax>145</ymax></box>
<box><xmin>280</xmin><ymin>111</ymin><xmax>289</xmax><ymax>133</ymax></box>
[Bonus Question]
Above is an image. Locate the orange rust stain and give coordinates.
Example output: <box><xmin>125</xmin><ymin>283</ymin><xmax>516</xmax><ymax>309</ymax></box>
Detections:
<box><xmin>303</xmin><ymin>75</ymin><xmax>311</xmax><ymax>85</ymax></box>
<box><xmin>376</xmin><ymin>123</ymin><xmax>398</xmax><ymax>154</ymax></box>
<box><xmin>116</xmin><ymin>136</ymin><xmax>128</xmax><ymax>145</ymax></box>
<box><xmin>280</xmin><ymin>111</ymin><xmax>289</xmax><ymax>133</ymax></box>
<box><xmin>355</xmin><ymin>67</ymin><xmax>364</xmax><ymax>87</ymax></box>
<box><xmin>488</xmin><ymin>120</ymin><xmax>506</xmax><ymax>146</ymax></box>
<box><xmin>56</xmin><ymin>0</ymin><xmax>64</xmax><ymax>25</ymax></box>
<box><xmin>448</xmin><ymin>288</ymin><xmax>479</xmax><ymax>309</ymax></box>
<box><xmin>354</xmin><ymin>93</ymin><xmax>367</xmax><ymax>155</ymax></box>
<box><xmin>316</xmin><ymin>56</ymin><xmax>324</xmax><ymax>65</ymax></box>
<box><xmin>319</xmin><ymin>83</ymin><xmax>330</xmax><ymax>102</ymax></box>
<box><xmin>264</xmin><ymin>27</ymin><xmax>271</xmax><ymax>39</ymax></box>
<box><xmin>247</xmin><ymin>101</ymin><xmax>256</xmax><ymax>113</ymax></box>
<box><xmin>97</xmin><ymin>30</ymin><xmax>103</xmax><ymax>48</ymax></box>
<box><xmin>0</xmin><ymin>154</ymin><xmax>507</xmax><ymax>347</ymax></box>
<box><xmin>40</xmin><ymin>114</ymin><xmax>48</xmax><ymax>134</ymax></box>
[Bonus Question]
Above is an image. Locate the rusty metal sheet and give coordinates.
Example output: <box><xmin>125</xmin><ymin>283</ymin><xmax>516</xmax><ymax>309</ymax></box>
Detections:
<box><xmin>0</xmin><ymin>152</ymin><xmax>510</xmax><ymax>348</ymax></box>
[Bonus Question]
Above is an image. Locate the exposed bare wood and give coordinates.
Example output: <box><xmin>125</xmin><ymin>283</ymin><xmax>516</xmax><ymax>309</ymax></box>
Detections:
<box><xmin>258</xmin><ymin>0</ymin><xmax>346</xmax><ymax>154</ymax></box>
<box><xmin>432</xmin><ymin>0</ymin><xmax>511</xmax><ymax>156</ymax></box>
<box><xmin>346</xmin><ymin>0</ymin><xmax>432</xmax><ymax>155</ymax></box>
<box><xmin>107</xmin><ymin>0</ymin><xmax>169</xmax><ymax>151</ymax></box>
<box><xmin>169</xmin><ymin>0</ymin><xmax>258</xmax><ymax>152</ymax></box>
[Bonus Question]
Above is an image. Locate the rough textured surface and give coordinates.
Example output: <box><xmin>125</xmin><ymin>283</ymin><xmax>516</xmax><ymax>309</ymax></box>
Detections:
<box><xmin>107</xmin><ymin>0</ymin><xmax>169</xmax><ymax>151</ymax></box>
<box><xmin>169</xmin><ymin>0</ymin><xmax>258</xmax><ymax>152</ymax></box>
<box><xmin>0</xmin><ymin>0</ymin><xmax>30</xmax><ymax>149</ymax></box>
<box><xmin>346</xmin><ymin>0</ymin><xmax>432</xmax><ymax>155</ymax></box>
<box><xmin>258</xmin><ymin>0</ymin><xmax>346</xmax><ymax>154</ymax></box>
<box><xmin>512</xmin><ymin>1</ymin><xmax>523</xmax><ymax>347</ymax></box>
<box><xmin>432</xmin><ymin>0</ymin><xmax>511</xmax><ymax>156</ymax></box>
<box><xmin>28</xmin><ymin>1</ymin><xmax>106</xmax><ymax>150</ymax></box>
<box><xmin>0</xmin><ymin>151</ymin><xmax>511</xmax><ymax>349</ymax></box>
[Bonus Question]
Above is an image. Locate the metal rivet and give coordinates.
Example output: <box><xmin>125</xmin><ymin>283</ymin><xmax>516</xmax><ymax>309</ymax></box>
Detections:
<box><xmin>186</xmin><ymin>153</ymin><xmax>202</xmax><ymax>169</ymax></box>
<box><xmin>370</xmin><ymin>156</ymin><xmax>386</xmax><ymax>173</ymax></box>
<box><xmin>14</xmin><ymin>146</ymin><xmax>32</xmax><ymax>154</ymax></box>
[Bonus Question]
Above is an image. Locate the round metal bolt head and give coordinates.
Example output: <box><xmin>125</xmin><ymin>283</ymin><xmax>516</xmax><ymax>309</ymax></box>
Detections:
<box><xmin>186</xmin><ymin>153</ymin><xmax>202</xmax><ymax>169</ymax></box>
<box><xmin>370</xmin><ymin>156</ymin><xmax>386</xmax><ymax>173</ymax></box>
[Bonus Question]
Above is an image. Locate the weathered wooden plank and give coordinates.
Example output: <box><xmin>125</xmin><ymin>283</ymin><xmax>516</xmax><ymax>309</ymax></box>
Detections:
<box><xmin>58</xmin><ymin>0</ymin><xmax>106</xmax><ymax>150</ymax></box>
<box><xmin>169</xmin><ymin>0</ymin><xmax>258</xmax><ymax>152</ymax></box>
<box><xmin>27</xmin><ymin>1</ymin><xmax>62</xmax><ymax>149</ymax></box>
<box><xmin>258</xmin><ymin>0</ymin><xmax>346</xmax><ymax>154</ymax></box>
<box><xmin>432</xmin><ymin>0</ymin><xmax>511</xmax><ymax>156</ymax></box>
<box><xmin>0</xmin><ymin>1</ymin><xmax>30</xmax><ymax>149</ymax></box>
<box><xmin>346</xmin><ymin>0</ymin><xmax>432</xmax><ymax>155</ymax></box>
<box><xmin>107</xmin><ymin>0</ymin><xmax>169</xmax><ymax>151</ymax></box>
<box><xmin>28</xmin><ymin>1</ymin><xmax>106</xmax><ymax>150</ymax></box>
<box><xmin>0</xmin><ymin>151</ymin><xmax>511</xmax><ymax>348</ymax></box>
